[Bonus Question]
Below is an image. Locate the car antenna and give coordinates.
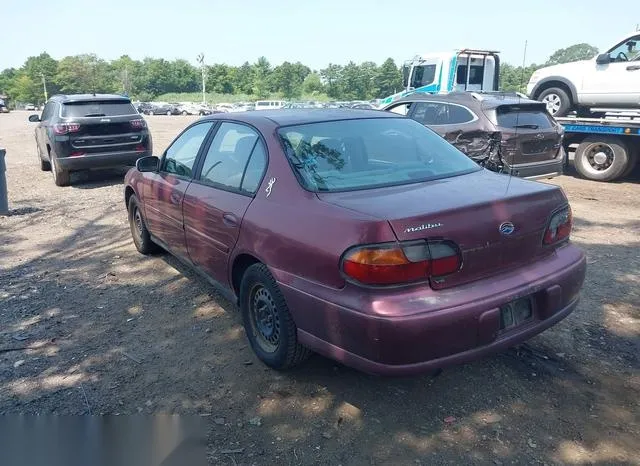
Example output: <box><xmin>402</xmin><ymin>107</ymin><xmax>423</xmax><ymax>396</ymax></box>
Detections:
<box><xmin>505</xmin><ymin>39</ymin><xmax>528</xmax><ymax>195</ymax></box>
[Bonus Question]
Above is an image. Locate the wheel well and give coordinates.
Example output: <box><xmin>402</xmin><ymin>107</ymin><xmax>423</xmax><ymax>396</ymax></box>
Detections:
<box><xmin>231</xmin><ymin>254</ymin><xmax>261</xmax><ymax>296</ymax></box>
<box><xmin>124</xmin><ymin>186</ymin><xmax>135</xmax><ymax>208</ymax></box>
<box><xmin>534</xmin><ymin>81</ymin><xmax>574</xmax><ymax>105</ymax></box>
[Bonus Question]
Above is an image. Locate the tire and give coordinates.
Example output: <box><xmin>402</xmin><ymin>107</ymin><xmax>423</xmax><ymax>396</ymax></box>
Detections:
<box><xmin>574</xmin><ymin>136</ymin><xmax>630</xmax><ymax>182</ymax></box>
<box><xmin>240</xmin><ymin>263</ymin><xmax>311</xmax><ymax>370</ymax></box>
<box><xmin>51</xmin><ymin>157</ymin><xmax>70</xmax><ymax>186</ymax></box>
<box><xmin>538</xmin><ymin>87</ymin><xmax>571</xmax><ymax>117</ymax></box>
<box><xmin>621</xmin><ymin>150</ymin><xmax>638</xmax><ymax>178</ymax></box>
<box><xmin>127</xmin><ymin>195</ymin><xmax>159</xmax><ymax>255</ymax></box>
<box><xmin>166</xmin><ymin>110</ymin><xmax>172</xmax><ymax>116</ymax></box>
<box><xmin>37</xmin><ymin>145</ymin><xmax>50</xmax><ymax>171</ymax></box>
<box><xmin>181</xmin><ymin>110</ymin><xmax>188</xmax><ymax>116</ymax></box>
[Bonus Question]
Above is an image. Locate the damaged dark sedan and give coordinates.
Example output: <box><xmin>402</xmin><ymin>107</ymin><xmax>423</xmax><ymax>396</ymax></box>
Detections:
<box><xmin>383</xmin><ymin>92</ymin><xmax>566</xmax><ymax>180</ymax></box>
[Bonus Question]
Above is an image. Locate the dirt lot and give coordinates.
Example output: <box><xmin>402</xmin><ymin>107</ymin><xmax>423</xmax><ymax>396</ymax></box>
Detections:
<box><xmin>1</xmin><ymin>111</ymin><xmax>639</xmax><ymax>465</ymax></box>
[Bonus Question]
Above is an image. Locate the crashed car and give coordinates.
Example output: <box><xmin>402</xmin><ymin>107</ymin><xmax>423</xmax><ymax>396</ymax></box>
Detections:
<box><xmin>383</xmin><ymin>92</ymin><xmax>566</xmax><ymax>180</ymax></box>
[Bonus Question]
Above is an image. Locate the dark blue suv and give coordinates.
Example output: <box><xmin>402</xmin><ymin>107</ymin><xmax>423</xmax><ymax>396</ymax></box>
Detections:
<box><xmin>28</xmin><ymin>94</ymin><xmax>152</xmax><ymax>186</ymax></box>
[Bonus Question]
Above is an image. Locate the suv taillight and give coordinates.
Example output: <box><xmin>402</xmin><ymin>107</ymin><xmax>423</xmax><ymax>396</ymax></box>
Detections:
<box><xmin>544</xmin><ymin>206</ymin><xmax>572</xmax><ymax>245</ymax></box>
<box><xmin>53</xmin><ymin>123</ymin><xmax>81</xmax><ymax>135</ymax></box>
<box><xmin>130</xmin><ymin>119</ymin><xmax>146</xmax><ymax>129</ymax></box>
<box><xmin>341</xmin><ymin>240</ymin><xmax>461</xmax><ymax>286</ymax></box>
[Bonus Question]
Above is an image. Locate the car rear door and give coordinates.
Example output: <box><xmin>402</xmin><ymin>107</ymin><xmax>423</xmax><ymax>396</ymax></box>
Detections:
<box><xmin>142</xmin><ymin>121</ymin><xmax>214</xmax><ymax>260</ymax></box>
<box><xmin>182</xmin><ymin>122</ymin><xmax>267</xmax><ymax>286</ymax></box>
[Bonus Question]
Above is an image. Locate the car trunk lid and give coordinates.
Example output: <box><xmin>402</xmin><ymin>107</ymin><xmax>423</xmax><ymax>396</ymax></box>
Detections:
<box><xmin>318</xmin><ymin>170</ymin><xmax>567</xmax><ymax>289</ymax></box>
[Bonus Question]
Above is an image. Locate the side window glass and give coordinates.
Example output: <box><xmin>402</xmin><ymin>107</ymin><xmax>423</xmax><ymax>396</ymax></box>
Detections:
<box><xmin>445</xmin><ymin>104</ymin><xmax>475</xmax><ymax>124</ymax></box>
<box><xmin>608</xmin><ymin>36</ymin><xmax>640</xmax><ymax>62</ymax></box>
<box><xmin>199</xmin><ymin>122</ymin><xmax>265</xmax><ymax>192</ymax></box>
<box><xmin>241</xmin><ymin>142</ymin><xmax>267</xmax><ymax>193</ymax></box>
<box><xmin>388</xmin><ymin>103</ymin><xmax>412</xmax><ymax>115</ymax></box>
<box><xmin>162</xmin><ymin>122</ymin><xmax>213</xmax><ymax>178</ymax></box>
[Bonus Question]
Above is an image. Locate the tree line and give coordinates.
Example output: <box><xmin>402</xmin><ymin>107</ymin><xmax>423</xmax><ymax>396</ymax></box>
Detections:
<box><xmin>0</xmin><ymin>43</ymin><xmax>598</xmax><ymax>105</ymax></box>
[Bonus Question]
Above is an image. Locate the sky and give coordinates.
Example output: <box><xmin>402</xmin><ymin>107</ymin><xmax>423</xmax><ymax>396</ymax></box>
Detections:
<box><xmin>2</xmin><ymin>0</ymin><xmax>638</xmax><ymax>70</ymax></box>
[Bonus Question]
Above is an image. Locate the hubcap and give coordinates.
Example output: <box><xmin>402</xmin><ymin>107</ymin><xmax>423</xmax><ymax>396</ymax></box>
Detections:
<box><xmin>250</xmin><ymin>285</ymin><xmax>280</xmax><ymax>352</ymax></box>
<box><xmin>542</xmin><ymin>94</ymin><xmax>562</xmax><ymax>114</ymax></box>
<box><xmin>584</xmin><ymin>143</ymin><xmax>614</xmax><ymax>172</ymax></box>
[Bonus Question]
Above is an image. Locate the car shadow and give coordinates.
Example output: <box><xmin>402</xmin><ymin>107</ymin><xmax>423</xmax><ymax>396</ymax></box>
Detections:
<box><xmin>70</xmin><ymin>167</ymin><xmax>130</xmax><ymax>189</ymax></box>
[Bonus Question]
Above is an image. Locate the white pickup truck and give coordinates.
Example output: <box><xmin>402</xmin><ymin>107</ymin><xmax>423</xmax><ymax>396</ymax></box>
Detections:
<box><xmin>527</xmin><ymin>32</ymin><xmax>640</xmax><ymax>117</ymax></box>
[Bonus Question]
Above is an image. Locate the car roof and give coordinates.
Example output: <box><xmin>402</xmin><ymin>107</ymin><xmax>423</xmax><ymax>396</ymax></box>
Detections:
<box><xmin>202</xmin><ymin>108</ymin><xmax>399</xmax><ymax>126</ymax></box>
<box><xmin>390</xmin><ymin>92</ymin><xmax>542</xmax><ymax>109</ymax></box>
<box><xmin>50</xmin><ymin>93</ymin><xmax>131</xmax><ymax>103</ymax></box>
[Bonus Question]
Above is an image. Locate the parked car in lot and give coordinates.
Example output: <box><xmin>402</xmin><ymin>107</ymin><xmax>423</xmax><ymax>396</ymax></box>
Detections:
<box><xmin>24</xmin><ymin>103</ymin><xmax>36</xmax><ymax>111</ymax></box>
<box><xmin>528</xmin><ymin>31</ymin><xmax>640</xmax><ymax>116</ymax></box>
<box><xmin>124</xmin><ymin>109</ymin><xmax>585</xmax><ymax>375</ymax></box>
<box><xmin>145</xmin><ymin>102</ymin><xmax>180</xmax><ymax>116</ymax></box>
<box><xmin>136</xmin><ymin>102</ymin><xmax>155</xmax><ymax>114</ymax></box>
<box><xmin>383</xmin><ymin>92</ymin><xmax>566</xmax><ymax>179</ymax></box>
<box><xmin>254</xmin><ymin>100</ymin><xmax>286</xmax><ymax>110</ymax></box>
<box><xmin>29</xmin><ymin>94</ymin><xmax>152</xmax><ymax>186</ymax></box>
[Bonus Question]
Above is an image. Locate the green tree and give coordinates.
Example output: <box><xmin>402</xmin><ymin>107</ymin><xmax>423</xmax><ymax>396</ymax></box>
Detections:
<box><xmin>23</xmin><ymin>52</ymin><xmax>58</xmax><ymax>101</ymax></box>
<box><xmin>252</xmin><ymin>56</ymin><xmax>272</xmax><ymax>99</ymax></box>
<box><xmin>55</xmin><ymin>54</ymin><xmax>116</xmax><ymax>94</ymax></box>
<box><xmin>170</xmin><ymin>59</ymin><xmax>199</xmax><ymax>93</ymax></box>
<box><xmin>375</xmin><ymin>58</ymin><xmax>402</xmax><ymax>98</ymax></box>
<box><xmin>271</xmin><ymin>61</ymin><xmax>310</xmax><ymax>98</ymax></box>
<box><xmin>546</xmin><ymin>43</ymin><xmax>599</xmax><ymax>66</ymax></box>
<box><xmin>0</xmin><ymin>68</ymin><xmax>18</xmax><ymax>94</ymax></box>
<box><xmin>8</xmin><ymin>73</ymin><xmax>40</xmax><ymax>103</ymax></box>
<box><xmin>357</xmin><ymin>61</ymin><xmax>378</xmax><ymax>99</ymax></box>
<box><xmin>303</xmin><ymin>72</ymin><xmax>324</xmax><ymax>95</ymax></box>
<box><xmin>207</xmin><ymin>64</ymin><xmax>235</xmax><ymax>94</ymax></box>
<box><xmin>234</xmin><ymin>61</ymin><xmax>254</xmax><ymax>95</ymax></box>
<box><xmin>320</xmin><ymin>64</ymin><xmax>342</xmax><ymax>98</ymax></box>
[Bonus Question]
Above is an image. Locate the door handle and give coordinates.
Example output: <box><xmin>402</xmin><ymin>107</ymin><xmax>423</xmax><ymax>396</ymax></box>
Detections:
<box><xmin>626</xmin><ymin>65</ymin><xmax>640</xmax><ymax>71</ymax></box>
<box><xmin>222</xmin><ymin>213</ymin><xmax>239</xmax><ymax>227</ymax></box>
<box><xmin>170</xmin><ymin>193</ymin><xmax>181</xmax><ymax>205</ymax></box>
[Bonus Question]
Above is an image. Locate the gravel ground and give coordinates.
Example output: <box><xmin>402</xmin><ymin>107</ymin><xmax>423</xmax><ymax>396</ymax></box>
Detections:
<box><xmin>1</xmin><ymin>111</ymin><xmax>639</xmax><ymax>465</ymax></box>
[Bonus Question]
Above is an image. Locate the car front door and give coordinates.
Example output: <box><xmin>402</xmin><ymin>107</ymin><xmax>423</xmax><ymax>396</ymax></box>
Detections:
<box><xmin>142</xmin><ymin>121</ymin><xmax>214</xmax><ymax>260</ymax></box>
<box><xmin>581</xmin><ymin>34</ymin><xmax>640</xmax><ymax>106</ymax></box>
<box><xmin>182</xmin><ymin>121</ymin><xmax>267</xmax><ymax>287</ymax></box>
<box><xmin>36</xmin><ymin>102</ymin><xmax>54</xmax><ymax>157</ymax></box>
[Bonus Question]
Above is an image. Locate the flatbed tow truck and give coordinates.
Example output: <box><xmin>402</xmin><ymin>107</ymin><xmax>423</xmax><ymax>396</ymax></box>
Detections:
<box><xmin>556</xmin><ymin>111</ymin><xmax>640</xmax><ymax>181</ymax></box>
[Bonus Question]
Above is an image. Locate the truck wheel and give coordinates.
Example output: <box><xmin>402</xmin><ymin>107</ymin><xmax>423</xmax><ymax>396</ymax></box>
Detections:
<box><xmin>538</xmin><ymin>87</ymin><xmax>571</xmax><ymax>117</ymax></box>
<box><xmin>574</xmin><ymin>136</ymin><xmax>630</xmax><ymax>182</ymax></box>
<box><xmin>621</xmin><ymin>150</ymin><xmax>638</xmax><ymax>178</ymax></box>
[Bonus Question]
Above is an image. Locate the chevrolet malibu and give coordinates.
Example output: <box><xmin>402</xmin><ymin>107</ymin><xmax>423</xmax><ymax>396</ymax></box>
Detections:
<box><xmin>124</xmin><ymin>110</ymin><xmax>586</xmax><ymax>376</ymax></box>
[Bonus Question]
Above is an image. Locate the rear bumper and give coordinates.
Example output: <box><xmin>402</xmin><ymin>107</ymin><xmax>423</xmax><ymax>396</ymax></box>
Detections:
<box><xmin>55</xmin><ymin>150</ymin><xmax>149</xmax><ymax>171</ymax></box>
<box><xmin>276</xmin><ymin>244</ymin><xmax>586</xmax><ymax>376</ymax></box>
<box><xmin>508</xmin><ymin>148</ymin><xmax>566</xmax><ymax>180</ymax></box>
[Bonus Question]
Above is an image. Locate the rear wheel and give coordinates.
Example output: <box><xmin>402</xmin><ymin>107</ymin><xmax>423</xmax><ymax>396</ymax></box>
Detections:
<box><xmin>574</xmin><ymin>136</ymin><xmax>630</xmax><ymax>181</ymax></box>
<box><xmin>240</xmin><ymin>263</ymin><xmax>311</xmax><ymax>370</ymax></box>
<box><xmin>166</xmin><ymin>110</ymin><xmax>172</xmax><ymax>116</ymax></box>
<box><xmin>538</xmin><ymin>87</ymin><xmax>571</xmax><ymax>117</ymax></box>
<box><xmin>51</xmin><ymin>157</ymin><xmax>70</xmax><ymax>186</ymax></box>
<box><xmin>621</xmin><ymin>150</ymin><xmax>638</xmax><ymax>178</ymax></box>
<box><xmin>128</xmin><ymin>195</ymin><xmax>159</xmax><ymax>254</ymax></box>
<box><xmin>181</xmin><ymin>110</ymin><xmax>188</xmax><ymax>116</ymax></box>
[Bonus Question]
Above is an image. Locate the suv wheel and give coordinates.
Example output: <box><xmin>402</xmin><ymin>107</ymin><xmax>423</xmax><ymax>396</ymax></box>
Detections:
<box><xmin>240</xmin><ymin>263</ymin><xmax>311</xmax><ymax>370</ymax></box>
<box><xmin>574</xmin><ymin>136</ymin><xmax>630</xmax><ymax>181</ymax></box>
<box><xmin>51</xmin><ymin>157</ymin><xmax>70</xmax><ymax>186</ymax></box>
<box><xmin>37</xmin><ymin>145</ymin><xmax>50</xmax><ymax>171</ymax></box>
<box><xmin>538</xmin><ymin>87</ymin><xmax>571</xmax><ymax>117</ymax></box>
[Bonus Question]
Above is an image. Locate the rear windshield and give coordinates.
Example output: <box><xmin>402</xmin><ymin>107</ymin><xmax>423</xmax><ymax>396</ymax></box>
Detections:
<box><xmin>495</xmin><ymin>107</ymin><xmax>553</xmax><ymax>129</ymax></box>
<box><xmin>278</xmin><ymin>118</ymin><xmax>481</xmax><ymax>192</ymax></box>
<box><xmin>61</xmin><ymin>100</ymin><xmax>137</xmax><ymax>118</ymax></box>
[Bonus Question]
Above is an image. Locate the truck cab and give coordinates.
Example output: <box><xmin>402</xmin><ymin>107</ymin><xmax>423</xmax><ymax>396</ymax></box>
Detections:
<box><xmin>380</xmin><ymin>49</ymin><xmax>500</xmax><ymax>107</ymax></box>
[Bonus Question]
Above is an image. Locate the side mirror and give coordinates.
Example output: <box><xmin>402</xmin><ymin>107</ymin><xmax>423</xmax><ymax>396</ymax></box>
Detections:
<box><xmin>136</xmin><ymin>155</ymin><xmax>159</xmax><ymax>172</ymax></box>
<box><xmin>28</xmin><ymin>114</ymin><xmax>40</xmax><ymax>122</ymax></box>
<box><xmin>596</xmin><ymin>53</ymin><xmax>611</xmax><ymax>65</ymax></box>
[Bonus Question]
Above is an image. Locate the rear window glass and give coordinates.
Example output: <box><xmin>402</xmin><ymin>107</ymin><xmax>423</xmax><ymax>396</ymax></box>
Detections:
<box><xmin>61</xmin><ymin>100</ymin><xmax>137</xmax><ymax>118</ymax></box>
<box><xmin>278</xmin><ymin>118</ymin><xmax>480</xmax><ymax>192</ymax></box>
<box><xmin>496</xmin><ymin>107</ymin><xmax>553</xmax><ymax>129</ymax></box>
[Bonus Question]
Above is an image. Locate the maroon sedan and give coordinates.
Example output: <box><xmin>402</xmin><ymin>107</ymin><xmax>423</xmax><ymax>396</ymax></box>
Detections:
<box><xmin>124</xmin><ymin>110</ymin><xmax>586</xmax><ymax>376</ymax></box>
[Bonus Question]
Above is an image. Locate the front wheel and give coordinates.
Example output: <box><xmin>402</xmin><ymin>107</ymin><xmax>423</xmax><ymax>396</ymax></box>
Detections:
<box><xmin>538</xmin><ymin>87</ymin><xmax>571</xmax><ymax>117</ymax></box>
<box><xmin>574</xmin><ymin>136</ymin><xmax>630</xmax><ymax>182</ymax></box>
<box><xmin>166</xmin><ymin>110</ymin><xmax>172</xmax><ymax>116</ymax></box>
<box><xmin>240</xmin><ymin>263</ymin><xmax>311</xmax><ymax>370</ymax></box>
<box><xmin>128</xmin><ymin>195</ymin><xmax>159</xmax><ymax>254</ymax></box>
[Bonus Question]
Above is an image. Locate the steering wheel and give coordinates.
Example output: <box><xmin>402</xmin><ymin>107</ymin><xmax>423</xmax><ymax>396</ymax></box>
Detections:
<box><xmin>616</xmin><ymin>52</ymin><xmax>629</xmax><ymax>62</ymax></box>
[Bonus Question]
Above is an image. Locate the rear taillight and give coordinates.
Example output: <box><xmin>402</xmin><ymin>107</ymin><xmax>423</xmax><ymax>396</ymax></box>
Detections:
<box><xmin>53</xmin><ymin>123</ymin><xmax>81</xmax><ymax>135</ymax></box>
<box><xmin>544</xmin><ymin>206</ymin><xmax>572</xmax><ymax>245</ymax></box>
<box><xmin>341</xmin><ymin>241</ymin><xmax>461</xmax><ymax>286</ymax></box>
<box><xmin>130</xmin><ymin>119</ymin><xmax>147</xmax><ymax>129</ymax></box>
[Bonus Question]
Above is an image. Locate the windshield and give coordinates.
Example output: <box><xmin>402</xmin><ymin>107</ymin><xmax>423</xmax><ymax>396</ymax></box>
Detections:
<box><xmin>496</xmin><ymin>106</ymin><xmax>553</xmax><ymax>129</ymax></box>
<box><xmin>278</xmin><ymin>118</ymin><xmax>481</xmax><ymax>192</ymax></box>
<box><xmin>61</xmin><ymin>100</ymin><xmax>137</xmax><ymax>117</ymax></box>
